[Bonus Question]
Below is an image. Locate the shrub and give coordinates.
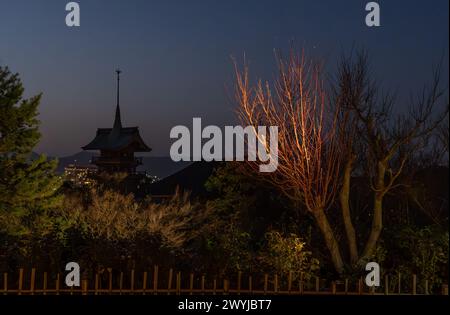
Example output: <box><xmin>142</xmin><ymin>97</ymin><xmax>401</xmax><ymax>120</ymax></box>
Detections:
<box><xmin>384</xmin><ymin>225</ymin><xmax>448</xmax><ymax>293</ymax></box>
<box><xmin>259</xmin><ymin>230</ymin><xmax>319</xmax><ymax>282</ymax></box>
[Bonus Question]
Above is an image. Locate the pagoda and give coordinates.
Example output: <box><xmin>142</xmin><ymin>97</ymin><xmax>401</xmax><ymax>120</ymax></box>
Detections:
<box><xmin>82</xmin><ymin>70</ymin><xmax>151</xmax><ymax>173</ymax></box>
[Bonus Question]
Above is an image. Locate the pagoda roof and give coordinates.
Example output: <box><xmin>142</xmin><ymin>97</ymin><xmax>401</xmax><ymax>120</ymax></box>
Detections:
<box><xmin>82</xmin><ymin>126</ymin><xmax>151</xmax><ymax>152</ymax></box>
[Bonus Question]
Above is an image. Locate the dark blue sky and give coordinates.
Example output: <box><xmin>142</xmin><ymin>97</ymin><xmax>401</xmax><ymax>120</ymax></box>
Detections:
<box><xmin>0</xmin><ymin>0</ymin><xmax>448</xmax><ymax>156</ymax></box>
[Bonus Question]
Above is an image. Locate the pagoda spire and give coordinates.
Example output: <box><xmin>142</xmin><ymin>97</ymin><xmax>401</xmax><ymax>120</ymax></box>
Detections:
<box><xmin>113</xmin><ymin>69</ymin><xmax>122</xmax><ymax>130</ymax></box>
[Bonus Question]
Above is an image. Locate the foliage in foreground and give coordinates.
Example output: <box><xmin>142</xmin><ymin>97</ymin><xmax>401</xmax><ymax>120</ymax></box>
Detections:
<box><xmin>0</xmin><ymin>66</ymin><xmax>62</xmax><ymax>237</ymax></box>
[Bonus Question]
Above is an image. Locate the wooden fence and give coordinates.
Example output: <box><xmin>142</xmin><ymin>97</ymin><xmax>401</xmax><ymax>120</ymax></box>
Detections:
<box><xmin>1</xmin><ymin>266</ymin><xmax>448</xmax><ymax>295</ymax></box>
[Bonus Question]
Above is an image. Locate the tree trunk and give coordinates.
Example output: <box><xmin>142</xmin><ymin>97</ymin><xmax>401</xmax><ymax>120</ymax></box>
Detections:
<box><xmin>313</xmin><ymin>208</ymin><xmax>345</xmax><ymax>274</ymax></box>
<box><xmin>360</xmin><ymin>161</ymin><xmax>385</xmax><ymax>262</ymax></box>
<box><xmin>339</xmin><ymin>156</ymin><xmax>358</xmax><ymax>265</ymax></box>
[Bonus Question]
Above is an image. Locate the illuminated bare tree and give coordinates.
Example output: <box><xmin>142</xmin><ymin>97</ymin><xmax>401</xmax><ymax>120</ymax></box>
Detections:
<box><xmin>234</xmin><ymin>49</ymin><xmax>447</xmax><ymax>273</ymax></box>
<box><xmin>234</xmin><ymin>51</ymin><xmax>345</xmax><ymax>273</ymax></box>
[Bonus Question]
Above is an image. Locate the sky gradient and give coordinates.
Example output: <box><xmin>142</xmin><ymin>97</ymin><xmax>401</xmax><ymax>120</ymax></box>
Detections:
<box><xmin>0</xmin><ymin>0</ymin><xmax>448</xmax><ymax>156</ymax></box>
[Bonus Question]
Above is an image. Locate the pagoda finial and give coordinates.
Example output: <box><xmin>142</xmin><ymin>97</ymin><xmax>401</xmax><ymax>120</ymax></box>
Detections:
<box><xmin>113</xmin><ymin>68</ymin><xmax>122</xmax><ymax>130</ymax></box>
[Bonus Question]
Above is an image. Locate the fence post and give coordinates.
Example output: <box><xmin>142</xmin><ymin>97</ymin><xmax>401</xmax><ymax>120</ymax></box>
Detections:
<box><xmin>153</xmin><ymin>265</ymin><xmax>159</xmax><ymax>295</ymax></box>
<box><xmin>248</xmin><ymin>275</ymin><xmax>253</xmax><ymax>294</ymax></box>
<box><xmin>264</xmin><ymin>274</ymin><xmax>268</xmax><ymax>295</ymax></box>
<box><xmin>18</xmin><ymin>268</ymin><xmax>23</xmax><ymax>295</ymax></box>
<box><xmin>237</xmin><ymin>271</ymin><xmax>241</xmax><ymax>295</ymax></box>
<box><xmin>274</xmin><ymin>274</ymin><xmax>278</xmax><ymax>294</ymax></box>
<box><xmin>3</xmin><ymin>272</ymin><xmax>7</xmax><ymax>295</ymax></box>
<box><xmin>108</xmin><ymin>268</ymin><xmax>112</xmax><ymax>293</ymax></box>
<box><xmin>358</xmin><ymin>277</ymin><xmax>363</xmax><ymax>295</ymax></box>
<box><xmin>30</xmin><ymin>268</ymin><xmax>36</xmax><ymax>295</ymax></box>
<box><xmin>168</xmin><ymin>268</ymin><xmax>173</xmax><ymax>295</ymax></box>
<box><xmin>344</xmin><ymin>278</ymin><xmax>349</xmax><ymax>295</ymax></box>
<box><xmin>287</xmin><ymin>271</ymin><xmax>292</xmax><ymax>293</ymax></box>
<box><xmin>331</xmin><ymin>281</ymin><xmax>336</xmax><ymax>295</ymax></box>
<box><xmin>425</xmin><ymin>280</ymin><xmax>429</xmax><ymax>295</ymax></box>
<box><xmin>189</xmin><ymin>273</ymin><xmax>194</xmax><ymax>295</ymax></box>
<box><xmin>398</xmin><ymin>272</ymin><xmax>401</xmax><ymax>294</ymax></box>
<box><xmin>142</xmin><ymin>271</ymin><xmax>148</xmax><ymax>295</ymax></box>
<box><xmin>223</xmin><ymin>279</ymin><xmax>229</xmax><ymax>295</ymax></box>
<box><xmin>82</xmin><ymin>279</ymin><xmax>88</xmax><ymax>295</ymax></box>
<box><xmin>43</xmin><ymin>272</ymin><xmax>48</xmax><ymax>295</ymax></box>
<box><xmin>315</xmin><ymin>276</ymin><xmax>320</xmax><ymax>293</ymax></box>
<box><xmin>299</xmin><ymin>273</ymin><xmax>304</xmax><ymax>295</ymax></box>
<box><xmin>213</xmin><ymin>278</ymin><xmax>217</xmax><ymax>295</ymax></box>
<box><xmin>384</xmin><ymin>275</ymin><xmax>389</xmax><ymax>295</ymax></box>
<box><xmin>56</xmin><ymin>273</ymin><xmax>60</xmax><ymax>295</ymax></box>
<box><xmin>130</xmin><ymin>269</ymin><xmax>135</xmax><ymax>294</ymax></box>
<box><xmin>94</xmin><ymin>273</ymin><xmax>99</xmax><ymax>295</ymax></box>
<box><xmin>412</xmin><ymin>274</ymin><xmax>417</xmax><ymax>295</ymax></box>
<box><xmin>442</xmin><ymin>284</ymin><xmax>448</xmax><ymax>295</ymax></box>
<box><xmin>119</xmin><ymin>272</ymin><xmax>124</xmax><ymax>295</ymax></box>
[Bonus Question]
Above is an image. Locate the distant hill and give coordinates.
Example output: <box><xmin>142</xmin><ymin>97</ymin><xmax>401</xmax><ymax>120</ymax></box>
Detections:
<box><xmin>137</xmin><ymin>156</ymin><xmax>192</xmax><ymax>179</ymax></box>
<box><xmin>38</xmin><ymin>151</ymin><xmax>191</xmax><ymax>179</ymax></box>
<box><xmin>149</xmin><ymin>161</ymin><xmax>220</xmax><ymax>197</ymax></box>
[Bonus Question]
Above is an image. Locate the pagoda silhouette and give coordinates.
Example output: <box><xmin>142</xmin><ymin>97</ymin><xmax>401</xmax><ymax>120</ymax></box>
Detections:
<box><xmin>82</xmin><ymin>70</ymin><xmax>151</xmax><ymax>173</ymax></box>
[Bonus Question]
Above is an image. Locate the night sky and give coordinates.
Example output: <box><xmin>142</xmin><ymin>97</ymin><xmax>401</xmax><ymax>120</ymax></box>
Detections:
<box><xmin>0</xmin><ymin>0</ymin><xmax>448</xmax><ymax>157</ymax></box>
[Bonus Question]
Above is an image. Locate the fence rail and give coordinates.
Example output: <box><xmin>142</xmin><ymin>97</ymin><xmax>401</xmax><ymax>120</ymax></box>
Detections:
<box><xmin>1</xmin><ymin>267</ymin><xmax>448</xmax><ymax>295</ymax></box>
